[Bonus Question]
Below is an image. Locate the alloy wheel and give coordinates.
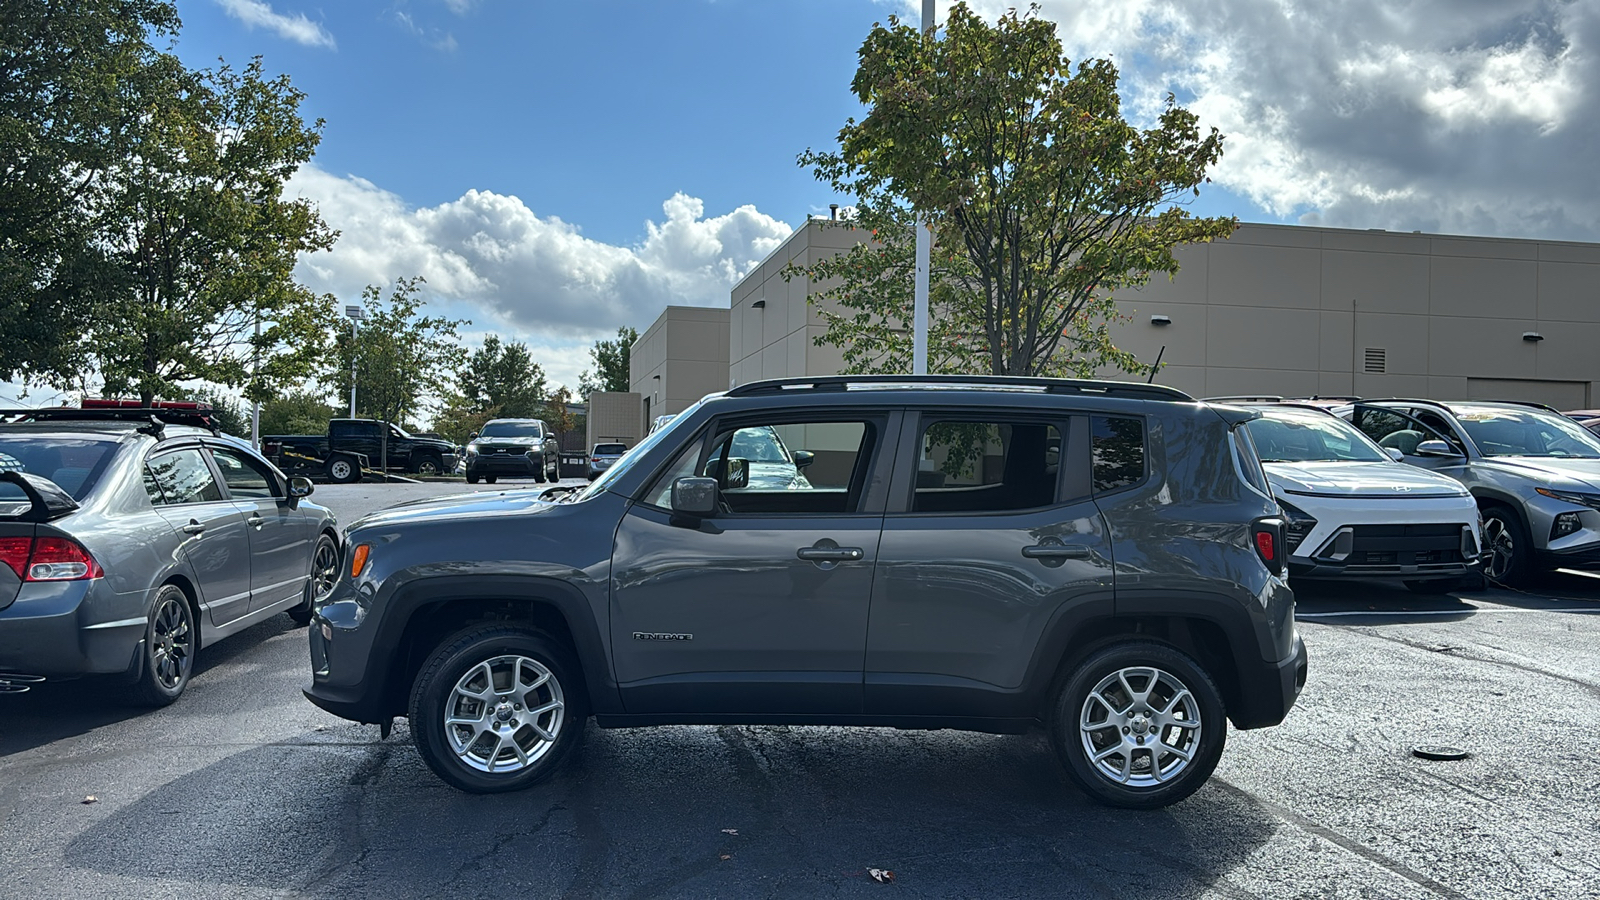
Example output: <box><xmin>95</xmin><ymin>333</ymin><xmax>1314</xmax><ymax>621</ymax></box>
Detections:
<box><xmin>1079</xmin><ymin>666</ymin><xmax>1202</xmax><ymax>789</ymax></box>
<box><xmin>444</xmin><ymin>655</ymin><xmax>566</xmax><ymax>774</ymax></box>
<box><xmin>311</xmin><ymin>539</ymin><xmax>339</xmax><ymax>602</ymax></box>
<box><xmin>1483</xmin><ymin>515</ymin><xmax>1516</xmax><ymax>580</ymax></box>
<box><xmin>150</xmin><ymin>593</ymin><xmax>193</xmax><ymax>691</ymax></box>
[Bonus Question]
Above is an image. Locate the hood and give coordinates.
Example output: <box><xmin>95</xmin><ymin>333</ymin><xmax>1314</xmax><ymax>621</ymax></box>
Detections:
<box><xmin>351</xmin><ymin>488</ymin><xmax>553</xmax><ymax>531</ymax></box>
<box><xmin>1264</xmin><ymin>460</ymin><xmax>1468</xmax><ymax>498</ymax></box>
<box><xmin>1478</xmin><ymin>456</ymin><xmax>1600</xmax><ymax>490</ymax></box>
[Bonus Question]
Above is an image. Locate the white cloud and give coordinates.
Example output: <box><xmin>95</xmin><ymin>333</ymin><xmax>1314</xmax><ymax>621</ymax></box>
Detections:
<box><xmin>286</xmin><ymin>166</ymin><xmax>793</xmax><ymax>385</ymax></box>
<box><xmin>215</xmin><ymin>0</ymin><xmax>336</xmax><ymax>49</ymax></box>
<box><xmin>898</xmin><ymin>0</ymin><xmax>1600</xmax><ymax>240</ymax></box>
<box><xmin>444</xmin><ymin>0</ymin><xmax>478</xmax><ymax>14</ymax></box>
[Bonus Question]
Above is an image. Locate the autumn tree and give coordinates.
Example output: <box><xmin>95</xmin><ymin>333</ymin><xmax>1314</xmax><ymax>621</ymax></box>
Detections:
<box><xmin>795</xmin><ymin>3</ymin><xmax>1234</xmax><ymax>378</ymax></box>
<box><xmin>579</xmin><ymin>326</ymin><xmax>638</xmax><ymax>396</ymax></box>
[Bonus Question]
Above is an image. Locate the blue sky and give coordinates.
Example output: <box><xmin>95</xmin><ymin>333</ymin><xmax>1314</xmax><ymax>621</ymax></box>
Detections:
<box><xmin>7</xmin><ymin>0</ymin><xmax>1592</xmax><ymax>408</ymax></box>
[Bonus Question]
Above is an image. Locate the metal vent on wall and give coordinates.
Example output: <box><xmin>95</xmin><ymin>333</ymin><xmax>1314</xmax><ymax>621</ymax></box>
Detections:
<box><xmin>1364</xmin><ymin>348</ymin><xmax>1387</xmax><ymax>374</ymax></box>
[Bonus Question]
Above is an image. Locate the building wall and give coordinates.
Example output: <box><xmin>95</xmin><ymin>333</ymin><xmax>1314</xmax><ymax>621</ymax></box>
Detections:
<box><xmin>724</xmin><ymin>220</ymin><xmax>1600</xmax><ymax>409</ymax></box>
<box><xmin>629</xmin><ymin>306</ymin><xmax>730</xmax><ymax>421</ymax></box>
<box><xmin>585</xmin><ymin>392</ymin><xmax>644</xmax><ymax>450</ymax></box>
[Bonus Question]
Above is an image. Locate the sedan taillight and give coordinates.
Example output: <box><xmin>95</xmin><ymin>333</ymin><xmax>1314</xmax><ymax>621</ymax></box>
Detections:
<box><xmin>0</xmin><ymin>536</ymin><xmax>103</xmax><ymax>581</ymax></box>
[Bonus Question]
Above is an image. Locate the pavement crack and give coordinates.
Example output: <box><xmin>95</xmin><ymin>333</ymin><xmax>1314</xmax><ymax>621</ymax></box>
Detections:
<box><xmin>1350</xmin><ymin>628</ymin><xmax>1600</xmax><ymax>700</ymax></box>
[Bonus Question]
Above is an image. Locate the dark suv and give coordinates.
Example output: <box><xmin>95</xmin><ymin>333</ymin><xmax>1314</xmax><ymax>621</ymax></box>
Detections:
<box><xmin>305</xmin><ymin>376</ymin><xmax>1306</xmax><ymax>808</ymax></box>
<box><xmin>465</xmin><ymin>418</ymin><xmax>559</xmax><ymax>484</ymax></box>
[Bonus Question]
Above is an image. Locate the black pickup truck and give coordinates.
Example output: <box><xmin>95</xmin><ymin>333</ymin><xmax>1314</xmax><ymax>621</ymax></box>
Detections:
<box><xmin>264</xmin><ymin>419</ymin><xmax>460</xmax><ymax>483</ymax></box>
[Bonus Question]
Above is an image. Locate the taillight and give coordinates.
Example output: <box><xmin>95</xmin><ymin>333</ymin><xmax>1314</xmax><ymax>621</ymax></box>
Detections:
<box><xmin>0</xmin><ymin>537</ymin><xmax>31</xmax><ymax>580</ymax></box>
<box><xmin>0</xmin><ymin>536</ymin><xmax>103</xmax><ymax>581</ymax></box>
<box><xmin>1252</xmin><ymin>517</ymin><xmax>1286</xmax><ymax>576</ymax></box>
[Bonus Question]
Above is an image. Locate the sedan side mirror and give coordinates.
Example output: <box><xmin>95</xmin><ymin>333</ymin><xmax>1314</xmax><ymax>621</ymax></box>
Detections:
<box><xmin>1384</xmin><ymin>447</ymin><xmax>1405</xmax><ymax>462</ymax></box>
<box><xmin>1414</xmin><ymin>440</ymin><xmax>1462</xmax><ymax>458</ymax></box>
<box><xmin>792</xmin><ymin>450</ymin><xmax>815</xmax><ymax>470</ymax></box>
<box><xmin>671</xmin><ymin>476</ymin><xmax>719</xmax><ymax>518</ymax></box>
<box><xmin>288</xmin><ymin>476</ymin><xmax>315</xmax><ymax>499</ymax></box>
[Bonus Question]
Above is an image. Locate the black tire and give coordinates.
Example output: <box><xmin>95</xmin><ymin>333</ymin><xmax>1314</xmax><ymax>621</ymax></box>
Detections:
<box><xmin>413</xmin><ymin>454</ymin><xmax>443</xmax><ymax>477</ymax></box>
<box><xmin>326</xmin><ymin>456</ymin><xmax>360</xmax><ymax>484</ymax></box>
<box><xmin>548</xmin><ymin>457</ymin><xmax>561</xmax><ymax>482</ymax></box>
<box><xmin>533</xmin><ymin>457</ymin><xmax>547</xmax><ymax>483</ymax></box>
<box><xmin>484</xmin><ymin>475</ymin><xmax>497</xmax><ymax>484</ymax></box>
<box><xmin>289</xmin><ymin>533</ymin><xmax>339</xmax><ymax>626</ymax></box>
<box><xmin>466</xmin><ymin>470</ymin><xmax>480</xmax><ymax>484</ymax></box>
<box><xmin>408</xmin><ymin>625</ymin><xmax>585</xmax><ymax>793</ymax></box>
<box><xmin>1479</xmin><ymin>502</ymin><xmax>1532</xmax><ymax>586</ymax></box>
<box><xmin>1049</xmin><ymin>641</ymin><xmax>1226</xmax><ymax>809</ymax></box>
<box><xmin>127</xmin><ymin>584</ymin><xmax>196</xmax><ymax>707</ymax></box>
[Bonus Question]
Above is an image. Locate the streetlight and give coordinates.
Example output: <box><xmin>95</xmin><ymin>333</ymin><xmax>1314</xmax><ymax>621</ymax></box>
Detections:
<box><xmin>912</xmin><ymin>0</ymin><xmax>937</xmax><ymax>376</ymax></box>
<box><xmin>345</xmin><ymin>305</ymin><xmax>365</xmax><ymax>417</ymax></box>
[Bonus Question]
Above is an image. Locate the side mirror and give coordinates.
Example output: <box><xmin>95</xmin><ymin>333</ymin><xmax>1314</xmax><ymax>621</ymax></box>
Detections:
<box><xmin>468</xmin><ymin>432</ymin><xmax>479</xmax><ymax>441</ymax></box>
<box><xmin>1414</xmin><ymin>440</ymin><xmax>1462</xmax><ymax>458</ymax></box>
<box><xmin>288</xmin><ymin>476</ymin><xmax>315</xmax><ymax>499</ymax></box>
<box><xmin>703</xmin><ymin>457</ymin><xmax>750</xmax><ymax>490</ymax></box>
<box><xmin>792</xmin><ymin>450</ymin><xmax>815</xmax><ymax>470</ymax></box>
<box><xmin>1384</xmin><ymin>447</ymin><xmax>1405</xmax><ymax>462</ymax></box>
<box><xmin>671</xmin><ymin>477</ymin><xmax>719</xmax><ymax>517</ymax></box>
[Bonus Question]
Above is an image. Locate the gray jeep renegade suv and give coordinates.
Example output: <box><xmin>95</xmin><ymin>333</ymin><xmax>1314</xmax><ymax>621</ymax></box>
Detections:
<box><xmin>305</xmin><ymin>376</ymin><xmax>1306</xmax><ymax>809</ymax></box>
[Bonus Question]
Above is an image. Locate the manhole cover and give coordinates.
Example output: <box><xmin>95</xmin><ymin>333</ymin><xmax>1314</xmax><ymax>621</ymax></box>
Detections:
<box><xmin>1412</xmin><ymin>745</ymin><xmax>1471</xmax><ymax>761</ymax></box>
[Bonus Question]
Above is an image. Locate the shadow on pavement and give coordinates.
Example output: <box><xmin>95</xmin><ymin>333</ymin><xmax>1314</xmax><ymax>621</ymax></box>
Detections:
<box><xmin>63</xmin><ymin>724</ymin><xmax>1282</xmax><ymax>898</ymax></box>
<box><xmin>1292</xmin><ymin>571</ymin><xmax>1600</xmax><ymax>625</ymax></box>
<box><xmin>0</xmin><ymin>615</ymin><xmax>303</xmax><ymax>759</ymax></box>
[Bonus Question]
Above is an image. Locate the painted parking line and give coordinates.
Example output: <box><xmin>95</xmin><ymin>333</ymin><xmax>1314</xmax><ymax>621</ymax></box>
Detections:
<box><xmin>1299</xmin><ymin>603</ymin><xmax>1600</xmax><ymax>620</ymax></box>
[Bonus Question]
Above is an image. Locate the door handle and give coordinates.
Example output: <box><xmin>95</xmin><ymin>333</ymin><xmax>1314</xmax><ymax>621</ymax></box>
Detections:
<box><xmin>796</xmin><ymin>547</ymin><xmax>864</xmax><ymax>562</ymax></box>
<box><xmin>182</xmin><ymin>521</ymin><xmax>206</xmax><ymax>535</ymax></box>
<box><xmin>247</xmin><ymin>514</ymin><xmax>264</xmax><ymax>529</ymax></box>
<box><xmin>1021</xmin><ymin>544</ymin><xmax>1091</xmax><ymax>560</ymax></box>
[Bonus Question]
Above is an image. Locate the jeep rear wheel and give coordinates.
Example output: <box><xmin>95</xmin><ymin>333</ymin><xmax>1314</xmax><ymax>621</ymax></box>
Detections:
<box><xmin>1050</xmin><ymin>641</ymin><xmax>1225</xmax><ymax>809</ymax></box>
<box><xmin>408</xmin><ymin>625</ymin><xmax>584</xmax><ymax>793</ymax></box>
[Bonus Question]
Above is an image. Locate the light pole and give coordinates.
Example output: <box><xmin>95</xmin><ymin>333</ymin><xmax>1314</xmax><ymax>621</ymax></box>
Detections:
<box><xmin>345</xmin><ymin>305</ymin><xmax>364</xmax><ymax>417</ymax></box>
<box><xmin>912</xmin><ymin>0</ymin><xmax>937</xmax><ymax>376</ymax></box>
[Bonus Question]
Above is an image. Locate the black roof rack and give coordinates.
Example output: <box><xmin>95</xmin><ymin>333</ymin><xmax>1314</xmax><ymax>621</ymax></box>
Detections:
<box><xmin>724</xmin><ymin>374</ymin><xmax>1193</xmax><ymax>402</ymax></box>
<box><xmin>0</xmin><ymin>407</ymin><xmax>221</xmax><ymax>437</ymax></box>
<box><xmin>1202</xmin><ymin>395</ymin><xmax>1284</xmax><ymax>403</ymax></box>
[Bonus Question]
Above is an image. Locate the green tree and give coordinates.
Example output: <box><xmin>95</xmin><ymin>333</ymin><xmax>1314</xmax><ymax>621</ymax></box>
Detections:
<box><xmin>579</xmin><ymin>326</ymin><xmax>638</xmax><ymax>396</ymax></box>
<box><xmin>796</xmin><ymin>4</ymin><xmax>1234</xmax><ymax>378</ymax></box>
<box><xmin>0</xmin><ymin>0</ymin><xmax>182</xmax><ymax>382</ymax></box>
<box><xmin>458</xmin><ymin>335</ymin><xmax>547</xmax><ymax>418</ymax></box>
<box><xmin>168</xmin><ymin>383</ymin><xmax>246</xmax><ymax>437</ymax></box>
<box><xmin>259</xmin><ymin>388</ymin><xmax>336</xmax><ymax>436</ymax></box>
<box><xmin>89</xmin><ymin>57</ymin><xmax>337</xmax><ymax>406</ymax></box>
<box><xmin>543</xmin><ymin>385</ymin><xmax>578</xmax><ymax>446</ymax></box>
<box><xmin>330</xmin><ymin>277</ymin><xmax>467</xmax><ymax>471</ymax></box>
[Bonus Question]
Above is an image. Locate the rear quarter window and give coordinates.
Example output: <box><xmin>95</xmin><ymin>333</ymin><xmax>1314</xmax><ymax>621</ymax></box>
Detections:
<box><xmin>1091</xmin><ymin>416</ymin><xmax>1146</xmax><ymax>494</ymax></box>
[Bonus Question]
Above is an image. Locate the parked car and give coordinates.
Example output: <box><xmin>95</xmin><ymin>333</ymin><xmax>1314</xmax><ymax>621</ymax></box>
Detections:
<box><xmin>585</xmin><ymin>443</ymin><xmax>628</xmax><ymax>480</ymax></box>
<box><xmin>466</xmin><ymin>419</ymin><xmax>560</xmax><ymax>484</ymax></box>
<box><xmin>1230</xmin><ymin>402</ymin><xmax>1483</xmax><ymax>593</ymax></box>
<box><xmin>648</xmin><ymin>414</ymin><xmax>678</xmax><ymax>435</ymax></box>
<box><xmin>304</xmin><ymin>374</ymin><xmax>1306</xmax><ymax>809</ymax></box>
<box><xmin>0</xmin><ymin>406</ymin><xmax>338</xmax><ymax>704</ymax></box>
<box><xmin>265</xmin><ymin>419</ymin><xmax>459</xmax><ymax>482</ymax></box>
<box><xmin>1338</xmin><ymin>399</ymin><xmax>1600</xmax><ymax>584</ymax></box>
<box><xmin>1563</xmin><ymin>410</ymin><xmax>1600</xmax><ymax>438</ymax></box>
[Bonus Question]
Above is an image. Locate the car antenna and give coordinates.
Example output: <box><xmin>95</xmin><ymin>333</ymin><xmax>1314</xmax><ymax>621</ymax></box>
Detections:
<box><xmin>1147</xmin><ymin>346</ymin><xmax>1166</xmax><ymax>384</ymax></box>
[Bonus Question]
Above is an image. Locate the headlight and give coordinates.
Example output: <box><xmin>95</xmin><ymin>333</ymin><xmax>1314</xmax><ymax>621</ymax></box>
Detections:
<box><xmin>1535</xmin><ymin>487</ymin><xmax>1600</xmax><ymax>510</ymax></box>
<box><xmin>465</xmin><ymin>445</ymin><xmax>479</xmax><ymax>457</ymax></box>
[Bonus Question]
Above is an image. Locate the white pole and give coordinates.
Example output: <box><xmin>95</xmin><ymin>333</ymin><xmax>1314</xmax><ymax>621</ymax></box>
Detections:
<box><xmin>349</xmin><ymin>318</ymin><xmax>358</xmax><ymax>417</ymax></box>
<box><xmin>912</xmin><ymin>0</ymin><xmax>936</xmax><ymax>376</ymax></box>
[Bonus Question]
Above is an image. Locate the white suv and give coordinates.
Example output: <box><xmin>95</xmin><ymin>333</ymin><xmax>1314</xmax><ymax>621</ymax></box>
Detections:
<box><xmin>1237</xmin><ymin>403</ymin><xmax>1483</xmax><ymax>593</ymax></box>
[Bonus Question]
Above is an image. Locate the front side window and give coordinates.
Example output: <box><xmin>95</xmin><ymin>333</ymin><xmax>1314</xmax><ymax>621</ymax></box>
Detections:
<box><xmin>210</xmin><ymin>446</ymin><xmax>282</xmax><ymax>499</ymax></box>
<box><xmin>1091</xmin><ymin>416</ymin><xmax>1146</xmax><ymax>494</ymax></box>
<box><xmin>705</xmin><ymin>422</ymin><xmax>870</xmax><ymax>514</ymax></box>
<box><xmin>913</xmin><ymin>419</ymin><xmax>1061</xmax><ymax>513</ymax></box>
<box><xmin>146</xmin><ymin>448</ymin><xmax>223</xmax><ymax>505</ymax></box>
<box><xmin>1352</xmin><ymin>406</ymin><xmax>1458</xmax><ymax>456</ymax></box>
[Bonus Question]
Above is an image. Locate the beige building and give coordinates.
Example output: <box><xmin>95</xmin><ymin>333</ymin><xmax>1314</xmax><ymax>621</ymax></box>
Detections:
<box><xmin>584</xmin><ymin>391</ymin><xmax>644</xmax><ymax>450</ymax></box>
<box><xmin>628</xmin><ymin>306</ymin><xmax>730</xmax><ymax>423</ymax></box>
<box><xmin>715</xmin><ymin>219</ymin><xmax>1600</xmax><ymax>409</ymax></box>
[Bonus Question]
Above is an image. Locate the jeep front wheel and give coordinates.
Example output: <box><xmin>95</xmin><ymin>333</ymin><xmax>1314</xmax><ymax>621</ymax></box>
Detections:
<box><xmin>1049</xmin><ymin>641</ymin><xmax>1225</xmax><ymax>809</ymax></box>
<box><xmin>408</xmin><ymin>625</ymin><xmax>584</xmax><ymax>793</ymax></box>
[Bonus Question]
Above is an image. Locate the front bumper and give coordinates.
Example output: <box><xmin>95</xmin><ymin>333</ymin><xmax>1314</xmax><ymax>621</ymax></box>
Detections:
<box><xmin>1288</xmin><ymin>522</ymin><xmax>1480</xmax><ymax>581</ymax></box>
<box><xmin>468</xmin><ymin>451</ymin><xmax>546</xmax><ymax>475</ymax></box>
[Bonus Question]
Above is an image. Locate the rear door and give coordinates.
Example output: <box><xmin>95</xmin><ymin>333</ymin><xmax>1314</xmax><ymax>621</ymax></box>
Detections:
<box><xmin>145</xmin><ymin>446</ymin><xmax>254</xmax><ymax>626</ymax></box>
<box><xmin>866</xmin><ymin>410</ymin><xmax>1115</xmax><ymax>719</ymax></box>
<box><xmin>208</xmin><ymin>444</ymin><xmax>312</xmax><ymax>614</ymax></box>
<box><xmin>609</xmin><ymin>411</ymin><xmax>897</xmax><ymax>715</ymax></box>
<box><xmin>1351</xmin><ymin>404</ymin><xmax>1470</xmax><ymax>474</ymax></box>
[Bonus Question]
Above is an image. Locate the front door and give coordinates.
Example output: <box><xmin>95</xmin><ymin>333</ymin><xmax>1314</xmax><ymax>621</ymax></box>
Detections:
<box><xmin>146</xmin><ymin>447</ymin><xmax>254</xmax><ymax>626</ymax></box>
<box><xmin>866</xmin><ymin>412</ymin><xmax>1116</xmax><ymax>718</ymax></box>
<box><xmin>609</xmin><ymin>413</ymin><xmax>896</xmax><ymax>715</ymax></box>
<box><xmin>209</xmin><ymin>445</ymin><xmax>312</xmax><ymax>613</ymax></box>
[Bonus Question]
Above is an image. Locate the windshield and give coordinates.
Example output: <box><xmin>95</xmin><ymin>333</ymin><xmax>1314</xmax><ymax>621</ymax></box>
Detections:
<box><xmin>479</xmin><ymin>422</ymin><xmax>542</xmax><ymax>439</ymax></box>
<box><xmin>728</xmin><ymin>427</ymin><xmax>792</xmax><ymax>463</ymax></box>
<box><xmin>1452</xmin><ymin>406</ymin><xmax>1600</xmax><ymax>458</ymax></box>
<box><xmin>0</xmin><ymin>436</ymin><xmax>120</xmax><ymax>503</ymax></box>
<box><xmin>573</xmin><ymin>398</ymin><xmax>706</xmax><ymax>501</ymax></box>
<box><xmin>1245</xmin><ymin>409</ymin><xmax>1389</xmax><ymax>463</ymax></box>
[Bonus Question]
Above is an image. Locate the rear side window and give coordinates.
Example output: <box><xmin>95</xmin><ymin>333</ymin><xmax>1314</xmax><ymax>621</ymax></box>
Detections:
<box><xmin>146</xmin><ymin>448</ymin><xmax>224</xmax><ymax>505</ymax></box>
<box><xmin>1091</xmin><ymin>416</ymin><xmax>1146</xmax><ymax>494</ymax></box>
<box><xmin>913</xmin><ymin>419</ymin><xmax>1061</xmax><ymax>513</ymax></box>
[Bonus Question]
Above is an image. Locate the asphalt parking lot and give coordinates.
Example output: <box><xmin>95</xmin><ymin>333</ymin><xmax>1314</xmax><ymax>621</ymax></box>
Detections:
<box><xmin>1</xmin><ymin>481</ymin><xmax>1597</xmax><ymax>899</ymax></box>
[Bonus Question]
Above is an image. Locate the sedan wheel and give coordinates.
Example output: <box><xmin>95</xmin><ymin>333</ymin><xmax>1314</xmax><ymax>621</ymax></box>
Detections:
<box><xmin>289</xmin><ymin>534</ymin><xmax>339</xmax><ymax>626</ymax></box>
<box><xmin>1051</xmin><ymin>641</ymin><xmax>1224</xmax><ymax>808</ymax></box>
<box><xmin>409</xmin><ymin>625</ymin><xmax>584</xmax><ymax>792</ymax></box>
<box><xmin>128</xmin><ymin>585</ymin><xmax>195</xmax><ymax>706</ymax></box>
